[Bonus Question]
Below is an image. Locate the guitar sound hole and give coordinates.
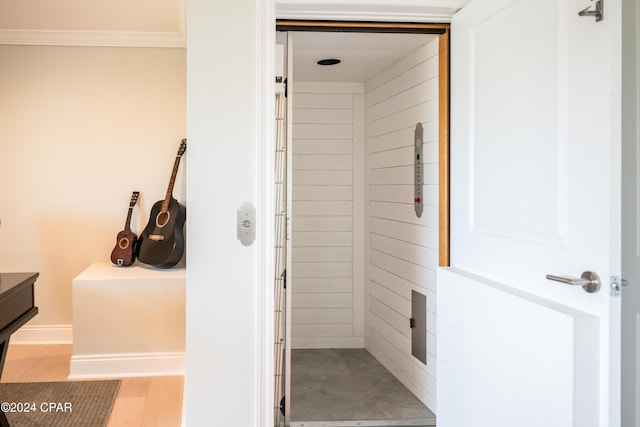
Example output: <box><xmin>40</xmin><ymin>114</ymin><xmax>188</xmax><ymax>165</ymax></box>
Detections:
<box><xmin>118</xmin><ymin>238</ymin><xmax>130</xmax><ymax>249</ymax></box>
<box><xmin>156</xmin><ymin>211</ymin><xmax>170</xmax><ymax>227</ymax></box>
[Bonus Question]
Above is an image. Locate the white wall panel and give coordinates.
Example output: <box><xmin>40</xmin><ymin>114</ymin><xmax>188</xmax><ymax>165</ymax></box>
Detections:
<box><xmin>368</xmin><ymin>79</ymin><xmax>438</xmax><ymax>121</ymax></box>
<box><xmin>292</xmin><ymin>247</ymin><xmax>353</xmax><ymax>263</ymax></box>
<box><xmin>291</xmin><ymin>82</ymin><xmax>365</xmax><ymax>348</ymax></box>
<box><xmin>369</xmin><ymin>184</ymin><xmax>438</xmax><ymax>206</ymax></box>
<box><xmin>293</xmin><ymin>93</ymin><xmax>354</xmax><ymax>108</ymax></box>
<box><xmin>368</xmin><ymin>121</ymin><xmax>438</xmax><ymax>153</ymax></box>
<box><xmin>294</xmin><ymin>139</ymin><xmax>353</xmax><ymax>154</ymax></box>
<box><xmin>293</xmin><ymin>278</ymin><xmax>353</xmax><ymax>294</ymax></box>
<box><xmin>367</xmin><ymin>57</ymin><xmax>439</xmax><ymax>106</ymax></box>
<box><xmin>293</xmin><ymin>123</ymin><xmax>353</xmax><ymax>139</ymax></box>
<box><xmin>370</xmin><ymin>250</ymin><xmax>437</xmax><ymax>292</ymax></box>
<box><xmin>368</xmin><ymin>146</ymin><xmax>415</xmax><ymax>169</ymax></box>
<box><xmin>292</xmin><ymin>308</ymin><xmax>353</xmax><ymax>324</ymax></box>
<box><xmin>367</xmin><ymin>100</ymin><xmax>438</xmax><ymax>137</ymax></box>
<box><xmin>293</xmin><ymin>108</ymin><xmax>353</xmax><ymax>123</ymax></box>
<box><xmin>370</xmin><ymin>201</ymin><xmax>437</xmax><ymax>225</ymax></box>
<box><xmin>293</xmin><ymin>231</ymin><xmax>352</xmax><ymax>247</ymax></box>
<box><xmin>367</xmin><ymin>38</ymin><xmax>439</xmax><ymax>90</ymax></box>
<box><xmin>292</xmin><ymin>324</ymin><xmax>354</xmax><ymax>337</ymax></box>
<box><xmin>369</xmin><ymin>233</ymin><xmax>437</xmax><ymax>268</ymax></box>
<box><xmin>369</xmin><ymin>218</ymin><xmax>438</xmax><ymax>248</ymax></box>
<box><xmin>293</xmin><ymin>154</ymin><xmax>353</xmax><ymax>169</ymax></box>
<box><xmin>369</xmin><ymin>281</ymin><xmax>411</xmax><ymax>314</ymax></box>
<box><xmin>292</xmin><ymin>186</ymin><xmax>353</xmax><ymax>200</ymax></box>
<box><xmin>185</xmin><ymin>0</ymin><xmax>266</xmax><ymax>424</ymax></box>
<box><xmin>293</xmin><ymin>262</ymin><xmax>353</xmax><ymax>278</ymax></box>
<box><xmin>365</xmin><ymin>37</ymin><xmax>439</xmax><ymax>413</ymax></box>
<box><xmin>293</xmin><ymin>293</ymin><xmax>353</xmax><ymax>308</ymax></box>
<box><xmin>292</xmin><ymin>216</ymin><xmax>352</xmax><ymax>231</ymax></box>
<box><xmin>292</xmin><ymin>201</ymin><xmax>352</xmax><ymax>216</ymax></box>
<box><xmin>293</xmin><ymin>170</ymin><xmax>352</xmax><ymax>186</ymax></box>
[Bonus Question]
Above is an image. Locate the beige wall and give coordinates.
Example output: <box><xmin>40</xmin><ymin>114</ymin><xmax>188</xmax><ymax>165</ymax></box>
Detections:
<box><xmin>0</xmin><ymin>45</ymin><xmax>186</xmax><ymax>336</ymax></box>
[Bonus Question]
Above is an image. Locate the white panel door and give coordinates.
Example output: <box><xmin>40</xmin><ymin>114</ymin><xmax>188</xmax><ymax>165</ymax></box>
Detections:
<box><xmin>439</xmin><ymin>0</ymin><xmax>621</xmax><ymax>426</ymax></box>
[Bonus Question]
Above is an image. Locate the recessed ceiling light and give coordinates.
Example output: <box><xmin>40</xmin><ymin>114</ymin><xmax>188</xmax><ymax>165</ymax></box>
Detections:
<box><xmin>317</xmin><ymin>58</ymin><xmax>341</xmax><ymax>66</ymax></box>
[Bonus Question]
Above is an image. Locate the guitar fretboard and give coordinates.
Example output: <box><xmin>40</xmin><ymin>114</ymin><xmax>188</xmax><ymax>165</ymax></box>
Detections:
<box><xmin>160</xmin><ymin>139</ymin><xmax>186</xmax><ymax>213</ymax></box>
<box><xmin>124</xmin><ymin>191</ymin><xmax>139</xmax><ymax>232</ymax></box>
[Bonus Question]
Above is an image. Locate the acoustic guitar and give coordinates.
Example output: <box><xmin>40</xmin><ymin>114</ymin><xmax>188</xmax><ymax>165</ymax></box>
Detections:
<box><xmin>137</xmin><ymin>139</ymin><xmax>187</xmax><ymax>268</ymax></box>
<box><xmin>110</xmin><ymin>191</ymin><xmax>140</xmax><ymax>267</ymax></box>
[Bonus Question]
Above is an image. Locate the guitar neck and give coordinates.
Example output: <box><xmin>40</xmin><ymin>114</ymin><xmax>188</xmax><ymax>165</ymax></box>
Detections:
<box><xmin>123</xmin><ymin>191</ymin><xmax>139</xmax><ymax>233</ymax></box>
<box><xmin>124</xmin><ymin>206</ymin><xmax>134</xmax><ymax>233</ymax></box>
<box><xmin>161</xmin><ymin>155</ymin><xmax>183</xmax><ymax>212</ymax></box>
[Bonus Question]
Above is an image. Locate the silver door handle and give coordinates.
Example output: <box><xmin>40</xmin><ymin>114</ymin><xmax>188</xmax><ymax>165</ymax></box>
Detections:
<box><xmin>545</xmin><ymin>271</ymin><xmax>601</xmax><ymax>293</ymax></box>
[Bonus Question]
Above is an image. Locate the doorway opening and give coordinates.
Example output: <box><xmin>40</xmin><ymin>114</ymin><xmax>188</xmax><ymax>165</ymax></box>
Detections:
<box><xmin>275</xmin><ymin>21</ymin><xmax>450</xmax><ymax>427</ymax></box>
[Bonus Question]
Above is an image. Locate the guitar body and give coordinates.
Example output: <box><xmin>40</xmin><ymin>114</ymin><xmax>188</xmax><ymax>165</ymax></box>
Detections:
<box><xmin>110</xmin><ymin>191</ymin><xmax>140</xmax><ymax>267</ymax></box>
<box><xmin>137</xmin><ymin>197</ymin><xmax>186</xmax><ymax>268</ymax></box>
<box><xmin>110</xmin><ymin>230</ymin><xmax>138</xmax><ymax>267</ymax></box>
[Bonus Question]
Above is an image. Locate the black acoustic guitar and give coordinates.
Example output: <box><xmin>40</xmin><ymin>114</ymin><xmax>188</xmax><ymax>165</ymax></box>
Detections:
<box><xmin>110</xmin><ymin>191</ymin><xmax>140</xmax><ymax>267</ymax></box>
<box><xmin>137</xmin><ymin>139</ymin><xmax>187</xmax><ymax>268</ymax></box>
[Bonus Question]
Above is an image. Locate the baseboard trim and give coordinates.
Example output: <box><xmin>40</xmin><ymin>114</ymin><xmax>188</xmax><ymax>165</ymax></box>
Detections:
<box><xmin>0</xmin><ymin>29</ymin><xmax>186</xmax><ymax>47</ymax></box>
<box><xmin>68</xmin><ymin>352</ymin><xmax>185</xmax><ymax>379</ymax></box>
<box><xmin>9</xmin><ymin>324</ymin><xmax>73</xmax><ymax>344</ymax></box>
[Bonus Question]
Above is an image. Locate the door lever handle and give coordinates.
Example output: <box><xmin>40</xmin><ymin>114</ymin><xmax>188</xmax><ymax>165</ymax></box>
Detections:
<box><xmin>546</xmin><ymin>271</ymin><xmax>601</xmax><ymax>293</ymax></box>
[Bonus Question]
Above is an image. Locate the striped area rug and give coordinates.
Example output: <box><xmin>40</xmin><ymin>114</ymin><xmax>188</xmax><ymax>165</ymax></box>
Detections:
<box><xmin>0</xmin><ymin>380</ymin><xmax>120</xmax><ymax>427</ymax></box>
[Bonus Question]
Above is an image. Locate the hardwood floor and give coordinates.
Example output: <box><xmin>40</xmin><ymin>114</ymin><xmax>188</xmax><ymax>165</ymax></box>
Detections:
<box><xmin>1</xmin><ymin>344</ymin><xmax>183</xmax><ymax>427</ymax></box>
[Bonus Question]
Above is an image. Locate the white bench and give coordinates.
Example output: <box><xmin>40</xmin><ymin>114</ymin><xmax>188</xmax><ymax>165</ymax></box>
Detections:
<box><xmin>69</xmin><ymin>262</ymin><xmax>185</xmax><ymax>379</ymax></box>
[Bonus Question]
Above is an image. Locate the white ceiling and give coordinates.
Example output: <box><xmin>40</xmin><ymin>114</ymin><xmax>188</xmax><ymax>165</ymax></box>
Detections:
<box><xmin>0</xmin><ymin>0</ymin><xmax>439</xmax><ymax>81</ymax></box>
<box><xmin>290</xmin><ymin>31</ymin><xmax>438</xmax><ymax>82</ymax></box>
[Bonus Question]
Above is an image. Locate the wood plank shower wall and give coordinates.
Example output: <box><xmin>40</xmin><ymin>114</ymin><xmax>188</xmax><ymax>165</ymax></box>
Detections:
<box><xmin>291</xmin><ymin>82</ymin><xmax>365</xmax><ymax>349</ymax></box>
<box><xmin>290</xmin><ymin>37</ymin><xmax>440</xmax><ymax>411</ymax></box>
<box><xmin>365</xmin><ymin>38</ymin><xmax>439</xmax><ymax>411</ymax></box>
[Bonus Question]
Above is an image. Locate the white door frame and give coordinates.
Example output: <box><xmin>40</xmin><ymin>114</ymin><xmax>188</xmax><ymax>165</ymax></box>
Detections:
<box><xmin>256</xmin><ymin>2</ymin><xmax>464</xmax><ymax>426</ymax></box>
<box><xmin>621</xmin><ymin>0</ymin><xmax>639</xmax><ymax>424</ymax></box>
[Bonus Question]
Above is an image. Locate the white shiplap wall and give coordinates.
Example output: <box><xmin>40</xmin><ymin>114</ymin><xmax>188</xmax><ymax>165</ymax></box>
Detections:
<box><xmin>291</xmin><ymin>82</ymin><xmax>365</xmax><ymax>348</ymax></box>
<box><xmin>365</xmin><ymin>39</ymin><xmax>439</xmax><ymax>411</ymax></box>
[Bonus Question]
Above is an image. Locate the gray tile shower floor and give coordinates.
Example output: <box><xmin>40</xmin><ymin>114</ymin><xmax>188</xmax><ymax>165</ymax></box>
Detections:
<box><xmin>290</xmin><ymin>348</ymin><xmax>436</xmax><ymax>427</ymax></box>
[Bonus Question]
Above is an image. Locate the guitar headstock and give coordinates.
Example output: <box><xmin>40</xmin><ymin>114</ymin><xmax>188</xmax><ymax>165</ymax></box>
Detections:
<box><xmin>130</xmin><ymin>191</ymin><xmax>140</xmax><ymax>207</ymax></box>
<box><xmin>177</xmin><ymin>139</ymin><xmax>187</xmax><ymax>157</ymax></box>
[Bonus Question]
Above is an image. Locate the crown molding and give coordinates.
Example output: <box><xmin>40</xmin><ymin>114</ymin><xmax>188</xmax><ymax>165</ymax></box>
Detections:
<box><xmin>0</xmin><ymin>0</ymin><xmax>186</xmax><ymax>47</ymax></box>
<box><xmin>0</xmin><ymin>29</ymin><xmax>186</xmax><ymax>47</ymax></box>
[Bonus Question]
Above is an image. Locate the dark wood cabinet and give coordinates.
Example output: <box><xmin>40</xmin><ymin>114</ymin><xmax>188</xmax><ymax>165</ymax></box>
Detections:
<box><xmin>0</xmin><ymin>272</ymin><xmax>39</xmax><ymax>379</ymax></box>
